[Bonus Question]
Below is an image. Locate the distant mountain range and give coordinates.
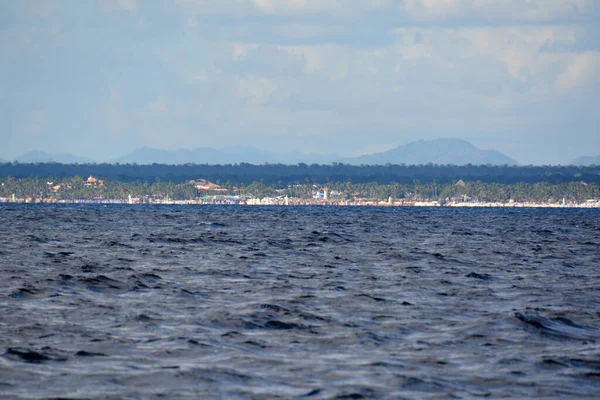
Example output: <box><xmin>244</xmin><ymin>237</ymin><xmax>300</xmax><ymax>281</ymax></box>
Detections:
<box><xmin>107</xmin><ymin>140</ymin><xmax>519</xmax><ymax>165</ymax></box>
<box><xmin>15</xmin><ymin>150</ymin><xmax>94</xmax><ymax>164</ymax></box>
<box><xmin>571</xmin><ymin>155</ymin><xmax>600</xmax><ymax>166</ymax></box>
<box><xmin>8</xmin><ymin>138</ymin><xmax>522</xmax><ymax>165</ymax></box>
<box><xmin>343</xmin><ymin>139</ymin><xmax>518</xmax><ymax>165</ymax></box>
<box><xmin>111</xmin><ymin>146</ymin><xmax>341</xmax><ymax>165</ymax></box>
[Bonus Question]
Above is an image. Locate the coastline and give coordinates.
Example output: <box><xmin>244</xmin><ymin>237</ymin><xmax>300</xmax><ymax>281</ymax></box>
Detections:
<box><xmin>1</xmin><ymin>197</ymin><xmax>599</xmax><ymax>208</ymax></box>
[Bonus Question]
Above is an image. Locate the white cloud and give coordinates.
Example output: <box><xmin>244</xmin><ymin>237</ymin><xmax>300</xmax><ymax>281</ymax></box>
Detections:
<box><xmin>391</xmin><ymin>24</ymin><xmax>590</xmax><ymax>98</ymax></box>
<box><xmin>190</xmin><ymin>72</ymin><xmax>208</xmax><ymax>84</ymax></box>
<box><xmin>556</xmin><ymin>52</ymin><xmax>600</xmax><ymax>90</ymax></box>
<box><xmin>1</xmin><ymin>0</ymin><xmax>598</xmax><ymax>163</ymax></box>
<box><xmin>403</xmin><ymin>0</ymin><xmax>463</xmax><ymax>19</ymax></box>
<box><xmin>175</xmin><ymin>0</ymin><xmax>252</xmax><ymax>16</ymax></box>
<box><xmin>237</xmin><ymin>77</ymin><xmax>280</xmax><ymax>105</ymax></box>
<box><xmin>149</xmin><ymin>97</ymin><xmax>168</xmax><ymax>116</ymax></box>
<box><xmin>98</xmin><ymin>0</ymin><xmax>138</xmax><ymax>12</ymax></box>
<box><xmin>250</xmin><ymin>0</ymin><xmax>341</xmax><ymax>15</ymax></box>
<box><xmin>280</xmin><ymin>46</ymin><xmax>324</xmax><ymax>72</ymax></box>
<box><xmin>233</xmin><ymin>43</ymin><xmax>260</xmax><ymax>61</ymax></box>
<box><xmin>401</xmin><ymin>0</ymin><xmax>594</xmax><ymax>23</ymax></box>
<box><xmin>175</xmin><ymin>0</ymin><xmax>394</xmax><ymax>17</ymax></box>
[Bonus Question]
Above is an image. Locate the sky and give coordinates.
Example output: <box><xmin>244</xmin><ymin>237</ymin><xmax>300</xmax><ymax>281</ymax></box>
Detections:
<box><xmin>1</xmin><ymin>0</ymin><xmax>599</xmax><ymax>164</ymax></box>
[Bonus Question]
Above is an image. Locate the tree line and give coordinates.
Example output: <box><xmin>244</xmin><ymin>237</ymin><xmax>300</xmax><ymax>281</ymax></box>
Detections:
<box><xmin>1</xmin><ymin>176</ymin><xmax>598</xmax><ymax>204</ymax></box>
<box><xmin>0</xmin><ymin>162</ymin><xmax>599</xmax><ymax>185</ymax></box>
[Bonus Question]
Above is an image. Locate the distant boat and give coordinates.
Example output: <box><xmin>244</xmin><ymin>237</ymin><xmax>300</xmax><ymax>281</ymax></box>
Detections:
<box><xmin>128</xmin><ymin>194</ymin><xmax>133</xmax><ymax>205</ymax></box>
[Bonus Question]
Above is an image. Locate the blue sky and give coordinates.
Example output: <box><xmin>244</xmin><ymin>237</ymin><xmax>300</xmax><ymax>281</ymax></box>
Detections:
<box><xmin>1</xmin><ymin>0</ymin><xmax>599</xmax><ymax>164</ymax></box>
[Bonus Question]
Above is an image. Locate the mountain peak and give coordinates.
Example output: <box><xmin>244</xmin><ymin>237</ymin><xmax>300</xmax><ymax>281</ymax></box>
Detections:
<box><xmin>344</xmin><ymin>138</ymin><xmax>518</xmax><ymax>165</ymax></box>
<box><xmin>571</xmin><ymin>154</ymin><xmax>600</xmax><ymax>166</ymax></box>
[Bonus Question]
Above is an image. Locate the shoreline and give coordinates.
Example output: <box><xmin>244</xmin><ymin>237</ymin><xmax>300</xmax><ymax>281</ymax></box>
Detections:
<box><xmin>1</xmin><ymin>198</ymin><xmax>599</xmax><ymax>208</ymax></box>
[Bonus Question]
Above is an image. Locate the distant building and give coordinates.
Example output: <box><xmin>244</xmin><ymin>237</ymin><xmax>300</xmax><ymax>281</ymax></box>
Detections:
<box><xmin>85</xmin><ymin>176</ymin><xmax>104</xmax><ymax>187</ymax></box>
<box><xmin>314</xmin><ymin>188</ymin><xmax>329</xmax><ymax>199</ymax></box>
<box><xmin>194</xmin><ymin>179</ymin><xmax>226</xmax><ymax>192</ymax></box>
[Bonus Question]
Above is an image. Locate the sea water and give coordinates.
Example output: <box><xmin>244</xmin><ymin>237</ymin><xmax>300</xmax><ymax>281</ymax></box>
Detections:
<box><xmin>1</xmin><ymin>204</ymin><xmax>599</xmax><ymax>399</ymax></box>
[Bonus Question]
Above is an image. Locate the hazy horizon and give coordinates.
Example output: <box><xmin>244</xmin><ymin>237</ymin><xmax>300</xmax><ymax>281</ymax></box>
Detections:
<box><xmin>2</xmin><ymin>137</ymin><xmax>504</xmax><ymax>162</ymax></box>
<box><xmin>2</xmin><ymin>0</ymin><xmax>599</xmax><ymax>164</ymax></box>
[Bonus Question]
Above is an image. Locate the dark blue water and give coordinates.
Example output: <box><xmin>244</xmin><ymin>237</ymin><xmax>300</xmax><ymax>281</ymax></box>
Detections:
<box><xmin>1</xmin><ymin>205</ymin><xmax>599</xmax><ymax>399</ymax></box>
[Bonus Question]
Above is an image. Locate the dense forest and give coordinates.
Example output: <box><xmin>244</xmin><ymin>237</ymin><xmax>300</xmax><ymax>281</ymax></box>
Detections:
<box><xmin>0</xmin><ymin>162</ymin><xmax>599</xmax><ymax>185</ymax></box>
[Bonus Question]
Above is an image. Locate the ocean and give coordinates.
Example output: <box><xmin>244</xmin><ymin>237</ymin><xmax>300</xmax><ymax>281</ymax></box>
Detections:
<box><xmin>1</xmin><ymin>204</ymin><xmax>599</xmax><ymax>399</ymax></box>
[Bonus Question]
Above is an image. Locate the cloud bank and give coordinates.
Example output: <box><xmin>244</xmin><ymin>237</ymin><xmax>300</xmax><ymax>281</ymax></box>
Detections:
<box><xmin>1</xmin><ymin>0</ymin><xmax>598</xmax><ymax>164</ymax></box>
